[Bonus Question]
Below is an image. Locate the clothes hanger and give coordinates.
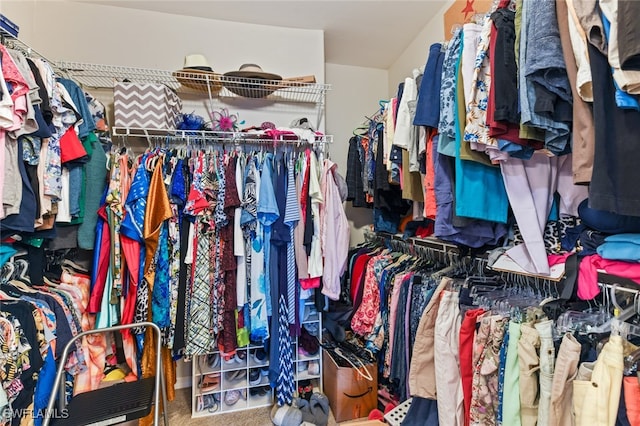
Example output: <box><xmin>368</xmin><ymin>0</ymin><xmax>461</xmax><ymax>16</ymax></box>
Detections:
<box><xmin>0</xmin><ymin>262</ymin><xmax>15</xmax><ymax>284</ymax></box>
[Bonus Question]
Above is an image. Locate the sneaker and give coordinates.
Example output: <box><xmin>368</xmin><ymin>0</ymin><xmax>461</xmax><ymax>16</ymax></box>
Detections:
<box><xmin>249</xmin><ymin>368</ymin><xmax>262</xmax><ymax>386</ymax></box>
<box><xmin>250</xmin><ymin>385</ymin><xmax>271</xmax><ymax>397</ymax></box>
<box><xmin>224</xmin><ymin>389</ymin><xmax>247</xmax><ymax>406</ymax></box>
<box><xmin>252</xmin><ymin>348</ymin><xmax>267</xmax><ymax>364</ymax></box>
<box><xmin>260</xmin><ymin>366</ymin><xmax>269</xmax><ymax>376</ymax></box>
<box><xmin>298</xmin><ymin>361</ymin><xmax>308</xmax><ymax>373</ymax></box>
<box><xmin>223</xmin><ymin>353</ymin><xmax>245</xmax><ymax>367</ymax></box>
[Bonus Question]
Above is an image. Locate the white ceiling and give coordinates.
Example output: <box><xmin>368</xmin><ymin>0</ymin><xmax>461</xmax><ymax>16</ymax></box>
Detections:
<box><xmin>73</xmin><ymin>0</ymin><xmax>447</xmax><ymax>69</ymax></box>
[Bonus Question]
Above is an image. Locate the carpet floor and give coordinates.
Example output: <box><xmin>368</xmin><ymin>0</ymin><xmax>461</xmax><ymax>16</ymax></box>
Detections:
<box><xmin>165</xmin><ymin>387</ymin><xmax>340</xmax><ymax>426</ymax></box>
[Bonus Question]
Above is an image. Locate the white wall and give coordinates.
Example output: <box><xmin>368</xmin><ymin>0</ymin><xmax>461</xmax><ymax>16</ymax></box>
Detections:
<box><xmin>387</xmin><ymin>1</ymin><xmax>451</xmax><ymax>95</ymax></box>
<box><xmin>1</xmin><ymin>1</ymin><xmax>324</xmax><ymax>79</ymax></box>
<box><xmin>1</xmin><ymin>1</ymin><xmax>326</xmax><ymax>131</ymax></box>
<box><xmin>325</xmin><ymin>63</ymin><xmax>388</xmax><ymax>245</ymax></box>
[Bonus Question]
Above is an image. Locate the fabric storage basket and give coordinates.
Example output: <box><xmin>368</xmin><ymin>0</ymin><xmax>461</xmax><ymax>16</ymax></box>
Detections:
<box><xmin>113</xmin><ymin>82</ymin><xmax>182</xmax><ymax>129</ymax></box>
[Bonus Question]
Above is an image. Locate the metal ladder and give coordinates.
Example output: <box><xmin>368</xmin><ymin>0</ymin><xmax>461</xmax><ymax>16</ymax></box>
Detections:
<box><xmin>43</xmin><ymin>322</ymin><xmax>169</xmax><ymax>426</ymax></box>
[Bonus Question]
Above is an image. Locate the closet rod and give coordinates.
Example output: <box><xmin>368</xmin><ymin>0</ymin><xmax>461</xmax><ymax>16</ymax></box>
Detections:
<box><xmin>1</xmin><ymin>36</ymin><xmax>60</xmax><ymax>72</ymax></box>
<box><xmin>111</xmin><ymin>127</ymin><xmax>332</xmax><ymax>144</ymax></box>
<box><xmin>369</xmin><ymin>230</ymin><xmax>482</xmax><ymax>258</ymax></box>
<box><xmin>599</xmin><ymin>282</ymin><xmax>640</xmax><ymax>296</ymax></box>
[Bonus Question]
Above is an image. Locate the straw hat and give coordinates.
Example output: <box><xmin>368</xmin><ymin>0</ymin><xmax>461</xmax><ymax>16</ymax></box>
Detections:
<box><xmin>173</xmin><ymin>54</ymin><xmax>223</xmax><ymax>94</ymax></box>
<box><xmin>223</xmin><ymin>64</ymin><xmax>282</xmax><ymax>98</ymax></box>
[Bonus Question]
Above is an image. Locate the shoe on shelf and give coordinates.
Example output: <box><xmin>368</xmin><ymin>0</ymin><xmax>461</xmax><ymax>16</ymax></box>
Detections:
<box><xmin>207</xmin><ymin>353</ymin><xmax>221</xmax><ymax>369</ymax></box>
<box><xmin>196</xmin><ymin>395</ymin><xmax>204</xmax><ymax>412</ymax></box>
<box><xmin>250</xmin><ymin>385</ymin><xmax>272</xmax><ymax>397</ymax></box>
<box><xmin>298</xmin><ymin>361</ymin><xmax>308</xmax><ymax>373</ymax></box>
<box><xmin>197</xmin><ymin>393</ymin><xmax>220</xmax><ymax>413</ymax></box>
<box><xmin>249</xmin><ymin>368</ymin><xmax>262</xmax><ymax>386</ymax></box>
<box><xmin>225</xmin><ymin>369</ymin><xmax>247</xmax><ymax>382</ymax></box>
<box><xmin>223</xmin><ymin>354</ymin><xmax>244</xmax><ymax>367</ymax></box>
<box><xmin>308</xmin><ymin>360</ymin><xmax>320</xmax><ymax>376</ymax></box>
<box><xmin>303</xmin><ymin>304</ymin><xmax>318</xmax><ymax>322</ymax></box>
<box><xmin>252</xmin><ymin>348</ymin><xmax>268</xmax><ymax>364</ymax></box>
<box><xmin>224</xmin><ymin>389</ymin><xmax>247</xmax><ymax>406</ymax></box>
<box><xmin>199</xmin><ymin>373</ymin><xmax>221</xmax><ymax>393</ymax></box>
<box><xmin>225</xmin><ymin>350</ymin><xmax>248</xmax><ymax>365</ymax></box>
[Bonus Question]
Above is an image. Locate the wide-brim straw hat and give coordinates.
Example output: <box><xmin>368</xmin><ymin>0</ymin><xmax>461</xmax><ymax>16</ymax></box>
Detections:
<box><xmin>223</xmin><ymin>64</ymin><xmax>282</xmax><ymax>98</ymax></box>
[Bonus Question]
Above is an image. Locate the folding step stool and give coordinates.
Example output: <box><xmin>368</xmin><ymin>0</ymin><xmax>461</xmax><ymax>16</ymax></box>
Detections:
<box><xmin>43</xmin><ymin>322</ymin><xmax>169</xmax><ymax>426</ymax></box>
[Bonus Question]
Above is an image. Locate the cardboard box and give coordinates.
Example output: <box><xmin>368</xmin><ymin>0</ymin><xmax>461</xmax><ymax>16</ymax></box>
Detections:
<box><xmin>114</xmin><ymin>82</ymin><xmax>182</xmax><ymax>130</ymax></box>
<box><xmin>323</xmin><ymin>350</ymin><xmax>378</xmax><ymax>423</ymax></box>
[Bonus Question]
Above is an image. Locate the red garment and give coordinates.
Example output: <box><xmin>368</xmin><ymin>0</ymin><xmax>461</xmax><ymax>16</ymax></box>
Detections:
<box><xmin>59</xmin><ymin>127</ymin><xmax>88</xmax><ymax>163</ymax></box>
<box><xmin>184</xmin><ymin>153</ymin><xmax>209</xmax><ymax>215</ymax></box>
<box><xmin>350</xmin><ymin>252</ymin><xmax>373</xmax><ymax>310</ymax></box>
<box><xmin>88</xmin><ymin>206</ymin><xmax>110</xmax><ymax>314</ymax></box>
<box><xmin>300</xmin><ymin>277</ymin><xmax>320</xmax><ymax>290</ymax></box>
<box><xmin>459</xmin><ymin>308</ymin><xmax>486</xmax><ymax>426</ymax></box>
<box><xmin>300</xmin><ymin>149</ymin><xmax>311</xmax><ymax>224</ymax></box>
<box><xmin>578</xmin><ymin>254</ymin><xmax>640</xmax><ymax>300</ymax></box>
<box><xmin>424</xmin><ymin>128</ymin><xmax>438</xmax><ymax>219</ymax></box>
<box><xmin>624</xmin><ymin>377</ymin><xmax>640</xmax><ymax>426</ymax></box>
<box><xmin>119</xmin><ymin>234</ymin><xmax>140</xmax><ymax>336</ymax></box>
<box><xmin>351</xmin><ymin>254</ymin><xmax>391</xmax><ymax>336</ymax></box>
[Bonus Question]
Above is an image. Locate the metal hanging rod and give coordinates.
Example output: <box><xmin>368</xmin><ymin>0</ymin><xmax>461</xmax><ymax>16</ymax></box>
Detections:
<box><xmin>111</xmin><ymin>127</ymin><xmax>332</xmax><ymax>144</ymax></box>
<box><xmin>0</xmin><ymin>36</ymin><xmax>62</xmax><ymax>73</ymax></box>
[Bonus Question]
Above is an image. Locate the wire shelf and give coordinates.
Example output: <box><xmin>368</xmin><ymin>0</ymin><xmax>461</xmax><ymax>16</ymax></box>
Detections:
<box><xmin>1</xmin><ymin>36</ymin><xmax>61</xmax><ymax>72</ymax></box>
<box><xmin>111</xmin><ymin>127</ymin><xmax>333</xmax><ymax>145</ymax></box>
<box><xmin>54</xmin><ymin>61</ymin><xmax>330</xmax><ymax>104</ymax></box>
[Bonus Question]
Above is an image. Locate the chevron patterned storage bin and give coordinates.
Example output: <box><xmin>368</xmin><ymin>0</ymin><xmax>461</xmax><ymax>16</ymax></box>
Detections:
<box><xmin>114</xmin><ymin>82</ymin><xmax>182</xmax><ymax>129</ymax></box>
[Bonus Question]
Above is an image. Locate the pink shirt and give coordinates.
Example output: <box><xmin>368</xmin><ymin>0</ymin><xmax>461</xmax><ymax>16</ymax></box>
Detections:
<box><xmin>320</xmin><ymin>159</ymin><xmax>350</xmax><ymax>300</ymax></box>
<box><xmin>578</xmin><ymin>254</ymin><xmax>640</xmax><ymax>300</ymax></box>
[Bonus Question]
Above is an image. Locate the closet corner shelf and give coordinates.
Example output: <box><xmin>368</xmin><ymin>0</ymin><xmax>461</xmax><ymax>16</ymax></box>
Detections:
<box><xmin>54</xmin><ymin>61</ymin><xmax>331</xmax><ymax>104</ymax></box>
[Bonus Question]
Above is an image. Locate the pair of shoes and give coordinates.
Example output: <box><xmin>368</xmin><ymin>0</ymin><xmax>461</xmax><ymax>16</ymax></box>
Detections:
<box><xmin>199</xmin><ymin>373</ymin><xmax>221</xmax><ymax>392</ymax></box>
<box><xmin>249</xmin><ymin>385</ymin><xmax>271</xmax><ymax>397</ymax></box>
<box><xmin>251</xmin><ymin>348</ymin><xmax>267</xmax><ymax>364</ymax></box>
<box><xmin>298</xmin><ymin>393</ymin><xmax>330</xmax><ymax>426</ymax></box>
<box><xmin>224</xmin><ymin>389</ymin><xmax>247</xmax><ymax>406</ymax></box>
<box><xmin>196</xmin><ymin>393</ymin><xmax>220</xmax><ymax>413</ymax></box>
<box><xmin>249</xmin><ymin>368</ymin><xmax>262</xmax><ymax>386</ymax></box>
<box><xmin>225</xmin><ymin>369</ymin><xmax>247</xmax><ymax>382</ymax></box>
<box><xmin>298</xmin><ymin>380</ymin><xmax>313</xmax><ymax>401</ymax></box>
<box><xmin>271</xmin><ymin>404</ymin><xmax>303</xmax><ymax>426</ymax></box>
<box><xmin>223</xmin><ymin>352</ymin><xmax>246</xmax><ymax>367</ymax></box>
<box><xmin>199</xmin><ymin>354</ymin><xmax>220</xmax><ymax>374</ymax></box>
